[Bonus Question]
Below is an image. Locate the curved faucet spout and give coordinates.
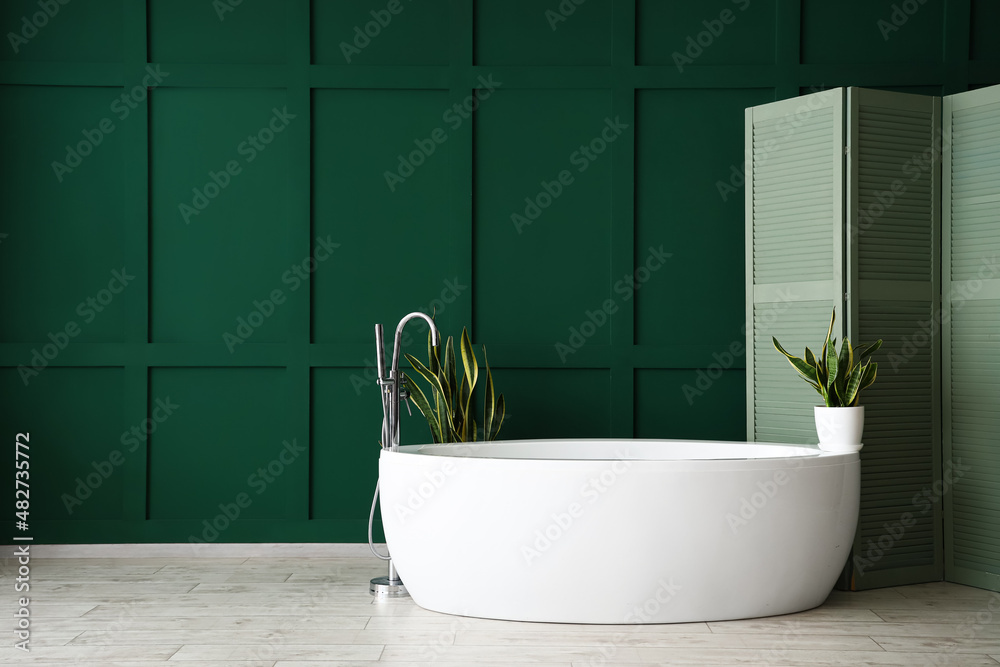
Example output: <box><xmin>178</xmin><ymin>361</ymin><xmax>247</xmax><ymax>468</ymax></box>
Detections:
<box><xmin>377</xmin><ymin>312</ymin><xmax>440</xmax><ymax>452</ymax></box>
<box><xmin>391</xmin><ymin>312</ymin><xmax>439</xmax><ymax>377</ymax></box>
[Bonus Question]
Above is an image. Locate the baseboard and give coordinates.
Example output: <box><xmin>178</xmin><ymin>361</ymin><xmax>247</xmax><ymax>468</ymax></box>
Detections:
<box><xmin>14</xmin><ymin>543</ymin><xmax>381</xmax><ymax>558</ymax></box>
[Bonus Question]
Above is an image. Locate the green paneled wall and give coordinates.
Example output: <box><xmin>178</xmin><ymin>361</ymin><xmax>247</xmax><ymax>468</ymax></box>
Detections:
<box><xmin>0</xmin><ymin>0</ymin><xmax>996</xmax><ymax>544</ymax></box>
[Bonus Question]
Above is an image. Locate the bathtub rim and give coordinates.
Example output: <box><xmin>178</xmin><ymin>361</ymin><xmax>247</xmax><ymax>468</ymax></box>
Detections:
<box><xmin>387</xmin><ymin>438</ymin><xmax>858</xmax><ymax>471</ymax></box>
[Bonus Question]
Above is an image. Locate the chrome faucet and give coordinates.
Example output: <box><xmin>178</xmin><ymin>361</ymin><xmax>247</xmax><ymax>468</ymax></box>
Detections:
<box><xmin>376</xmin><ymin>312</ymin><xmax>440</xmax><ymax>450</ymax></box>
<box><xmin>369</xmin><ymin>312</ymin><xmax>439</xmax><ymax>598</ymax></box>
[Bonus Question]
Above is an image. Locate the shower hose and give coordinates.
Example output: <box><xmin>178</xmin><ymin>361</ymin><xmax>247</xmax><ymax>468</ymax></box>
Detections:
<box><xmin>368</xmin><ymin>480</ymin><xmax>390</xmax><ymax>561</ymax></box>
<box><xmin>368</xmin><ymin>379</ymin><xmax>394</xmax><ymax>561</ymax></box>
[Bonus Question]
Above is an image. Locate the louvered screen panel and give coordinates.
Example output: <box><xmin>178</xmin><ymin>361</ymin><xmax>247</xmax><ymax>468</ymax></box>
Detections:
<box><xmin>943</xmin><ymin>84</ymin><xmax>1000</xmax><ymax>592</ymax></box>
<box><xmin>856</xmin><ymin>105</ymin><xmax>934</xmax><ymax>281</ymax></box>
<box><xmin>950</xmin><ymin>300</ymin><xmax>1000</xmax><ymax>577</ymax></box>
<box><xmin>752</xmin><ymin>301</ymin><xmax>832</xmax><ymax>444</ymax></box>
<box><xmin>847</xmin><ymin>88</ymin><xmax>942</xmax><ymax>589</ymax></box>
<box><xmin>751</xmin><ymin>108</ymin><xmax>836</xmax><ymax>284</ymax></box>
<box><xmin>951</xmin><ymin>99</ymin><xmax>1000</xmax><ymax>281</ymax></box>
<box><xmin>855</xmin><ymin>302</ymin><xmax>938</xmax><ymax>576</ymax></box>
<box><xmin>745</xmin><ymin>89</ymin><xmax>844</xmax><ymax>444</ymax></box>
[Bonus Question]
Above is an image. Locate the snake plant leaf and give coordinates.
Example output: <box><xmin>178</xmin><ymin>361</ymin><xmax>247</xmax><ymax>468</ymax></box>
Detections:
<box><xmin>490</xmin><ymin>394</ymin><xmax>505</xmax><ymax>441</ymax></box>
<box><xmin>458</xmin><ymin>373</ymin><xmax>471</xmax><ymax>442</ymax></box>
<box><xmin>816</xmin><ymin>365</ymin><xmax>830</xmax><ymax>406</ymax></box>
<box><xmin>483</xmin><ymin>345</ymin><xmax>496</xmax><ymax>442</ymax></box>
<box><xmin>825</xmin><ymin>339</ymin><xmax>839</xmax><ymax>391</ymax></box>
<box><xmin>821</xmin><ymin>308</ymin><xmax>836</xmax><ymax>358</ymax></box>
<box><xmin>404</xmin><ymin>372</ymin><xmax>443</xmax><ymax>443</ymax></box>
<box><xmin>832</xmin><ymin>338</ymin><xmax>850</xmax><ymax>404</ymax></box>
<box><xmin>860</xmin><ymin>360</ymin><xmax>878</xmax><ymax>390</ymax></box>
<box><xmin>805</xmin><ymin>347</ymin><xmax>817</xmax><ymax>368</ymax></box>
<box><xmin>428</xmin><ymin>329</ymin><xmax>440</xmax><ymax>378</ymax></box>
<box><xmin>839</xmin><ymin>339</ymin><xmax>854</xmax><ymax>382</ymax></box>
<box><xmin>855</xmin><ymin>339</ymin><xmax>883</xmax><ymax>360</ymax></box>
<box><xmin>472</xmin><ymin>417</ymin><xmax>478</xmax><ymax>443</ymax></box>
<box><xmin>844</xmin><ymin>364</ymin><xmax>863</xmax><ymax>407</ymax></box>
<box><xmin>442</xmin><ymin>335</ymin><xmax>456</xmax><ymax>411</ymax></box>
<box><xmin>459</xmin><ymin>328</ymin><xmax>479</xmax><ymax>397</ymax></box>
<box><xmin>435</xmin><ymin>339</ymin><xmax>451</xmax><ymax>417</ymax></box>
<box><xmin>773</xmin><ymin>337</ymin><xmax>820</xmax><ymax>382</ymax></box>
<box><xmin>404</xmin><ymin>353</ymin><xmax>451</xmax><ymax>414</ymax></box>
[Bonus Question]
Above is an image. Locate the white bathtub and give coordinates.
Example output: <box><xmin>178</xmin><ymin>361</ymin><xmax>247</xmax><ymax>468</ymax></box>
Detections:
<box><xmin>378</xmin><ymin>439</ymin><xmax>859</xmax><ymax>624</ymax></box>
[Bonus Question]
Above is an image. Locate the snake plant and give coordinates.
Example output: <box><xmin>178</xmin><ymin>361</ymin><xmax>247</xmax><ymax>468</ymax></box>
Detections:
<box><xmin>772</xmin><ymin>308</ymin><xmax>882</xmax><ymax>408</ymax></box>
<box><xmin>403</xmin><ymin>327</ymin><xmax>505</xmax><ymax>443</ymax></box>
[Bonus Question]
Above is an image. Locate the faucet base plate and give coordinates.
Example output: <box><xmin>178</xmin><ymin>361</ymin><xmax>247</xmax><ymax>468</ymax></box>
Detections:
<box><xmin>370</xmin><ymin>576</ymin><xmax>408</xmax><ymax>599</ymax></box>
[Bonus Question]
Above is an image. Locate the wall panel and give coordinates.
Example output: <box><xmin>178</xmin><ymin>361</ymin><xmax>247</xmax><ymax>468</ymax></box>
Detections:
<box><xmin>635</xmin><ymin>88</ymin><xmax>774</xmax><ymax>351</ymax></box>
<box><xmin>148</xmin><ymin>0</ymin><xmax>287</xmax><ymax>64</ymax></box>
<box><xmin>0</xmin><ymin>0</ymin><xmax>122</xmax><ymax>63</ymax></box>
<box><xmin>312</xmin><ymin>89</ymin><xmax>457</xmax><ymax>345</ymax></box>
<box><xmin>150</xmin><ymin>88</ymin><xmax>292</xmax><ymax>344</ymax></box>
<box><xmin>0</xmin><ymin>85</ymin><xmax>127</xmax><ymax>343</ymax></box>
<box><xmin>636</xmin><ymin>0</ymin><xmax>776</xmax><ymax>67</ymax></box>
<box><xmin>474</xmin><ymin>0</ymin><xmax>614</xmax><ymax>66</ymax></box>
<box><xmin>473</xmin><ymin>89</ymin><xmax>613</xmax><ymax>348</ymax></box>
<box><xmin>147</xmin><ymin>367</ymin><xmax>292</xmax><ymax>521</ymax></box>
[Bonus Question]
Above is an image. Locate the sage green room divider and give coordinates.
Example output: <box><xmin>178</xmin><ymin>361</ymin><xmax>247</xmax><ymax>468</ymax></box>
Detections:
<box><xmin>0</xmin><ymin>0</ymin><xmax>996</xmax><ymax>550</ymax></box>
<box><xmin>746</xmin><ymin>88</ymin><xmax>943</xmax><ymax>591</ymax></box>
<box><xmin>747</xmin><ymin>83</ymin><xmax>1000</xmax><ymax>592</ymax></box>
<box><xmin>942</xmin><ymin>84</ymin><xmax>1000</xmax><ymax>592</ymax></box>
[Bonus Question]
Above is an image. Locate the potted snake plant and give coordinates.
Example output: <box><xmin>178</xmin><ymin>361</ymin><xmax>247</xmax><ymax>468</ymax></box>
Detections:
<box><xmin>772</xmin><ymin>308</ymin><xmax>881</xmax><ymax>452</ymax></box>
<box><xmin>403</xmin><ymin>327</ymin><xmax>505</xmax><ymax>443</ymax></box>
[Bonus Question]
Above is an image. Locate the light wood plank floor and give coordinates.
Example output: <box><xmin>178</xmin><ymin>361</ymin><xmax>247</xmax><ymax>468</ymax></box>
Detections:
<box><xmin>2</xmin><ymin>555</ymin><xmax>999</xmax><ymax>666</ymax></box>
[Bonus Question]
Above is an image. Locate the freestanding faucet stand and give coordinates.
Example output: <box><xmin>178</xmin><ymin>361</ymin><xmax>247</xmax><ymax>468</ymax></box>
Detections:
<box><xmin>369</xmin><ymin>313</ymin><xmax>439</xmax><ymax>598</ymax></box>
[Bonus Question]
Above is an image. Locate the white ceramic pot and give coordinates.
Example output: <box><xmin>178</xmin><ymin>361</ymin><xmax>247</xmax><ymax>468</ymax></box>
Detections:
<box><xmin>814</xmin><ymin>405</ymin><xmax>864</xmax><ymax>452</ymax></box>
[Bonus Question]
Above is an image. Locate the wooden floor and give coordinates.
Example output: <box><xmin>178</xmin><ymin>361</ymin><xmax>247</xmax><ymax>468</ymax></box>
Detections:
<box><xmin>2</xmin><ymin>555</ymin><xmax>1000</xmax><ymax>666</ymax></box>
